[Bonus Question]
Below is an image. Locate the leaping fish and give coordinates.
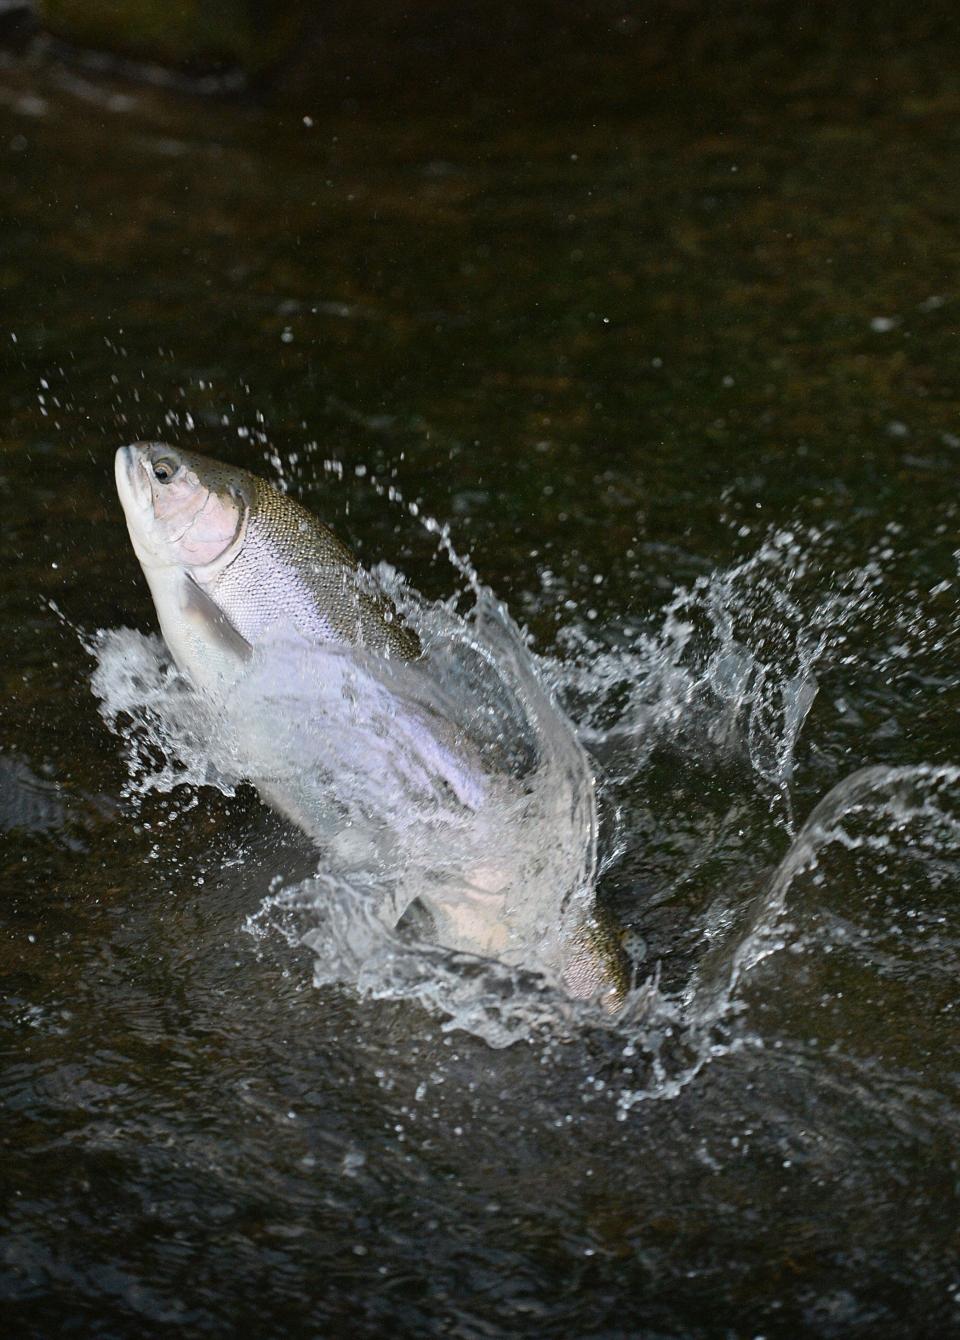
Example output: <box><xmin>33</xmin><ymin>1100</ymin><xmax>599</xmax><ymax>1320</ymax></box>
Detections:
<box><xmin>114</xmin><ymin>443</ymin><xmax>628</xmax><ymax>1009</ymax></box>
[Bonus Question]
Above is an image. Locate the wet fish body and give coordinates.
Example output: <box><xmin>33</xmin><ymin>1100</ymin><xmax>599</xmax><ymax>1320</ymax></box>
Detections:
<box><xmin>114</xmin><ymin>443</ymin><xmax>627</xmax><ymax>1009</ymax></box>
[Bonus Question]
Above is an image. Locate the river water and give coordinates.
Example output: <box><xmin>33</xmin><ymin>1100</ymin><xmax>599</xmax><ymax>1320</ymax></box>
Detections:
<box><xmin>2</xmin><ymin>17</ymin><xmax>960</xmax><ymax>1337</ymax></box>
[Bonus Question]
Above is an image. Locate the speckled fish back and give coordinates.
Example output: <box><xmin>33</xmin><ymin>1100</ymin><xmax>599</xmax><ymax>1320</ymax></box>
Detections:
<box><xmin>209</xmin><ymin>472</ymin><xmax>419</xmax><ymax>658</ymax></box>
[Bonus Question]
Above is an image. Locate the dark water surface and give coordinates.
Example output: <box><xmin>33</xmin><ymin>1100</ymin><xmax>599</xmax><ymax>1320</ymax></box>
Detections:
<box><xmin>2</xmin><ymin>15</ymin><xmax>960</xmax><ymax>1337</ymax></box>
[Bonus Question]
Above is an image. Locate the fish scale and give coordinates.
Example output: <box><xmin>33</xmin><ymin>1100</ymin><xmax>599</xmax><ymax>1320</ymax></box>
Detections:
<box><xmin>208</xmin><ymin>467</ymin><xmax>419</xmax><ymax>655</ymax></box>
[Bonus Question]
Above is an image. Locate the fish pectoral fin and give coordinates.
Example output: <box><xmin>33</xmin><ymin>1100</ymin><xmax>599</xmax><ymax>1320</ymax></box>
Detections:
<box><xmin>182</xmin><ymin>576</ymin><xmax>253</xmax><ymax>662</ymax></box>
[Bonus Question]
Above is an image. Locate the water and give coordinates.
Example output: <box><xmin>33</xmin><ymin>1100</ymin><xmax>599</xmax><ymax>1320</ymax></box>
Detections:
<box><xmin>4</xmin><ymin>14</ymin><xmax>960</xmax><ymax>1336</ymax></box>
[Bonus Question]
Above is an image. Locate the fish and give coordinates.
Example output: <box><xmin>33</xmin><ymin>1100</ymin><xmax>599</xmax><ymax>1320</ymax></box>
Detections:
<box><xmin>114</xmin><ymin>442</ymin><xmax>629</xmax><ymax>1010</ymax></box>
<box><xmin>114</xmin><ymin>442</ymin><xmax>418</xmax><ymax>695</ymax></box>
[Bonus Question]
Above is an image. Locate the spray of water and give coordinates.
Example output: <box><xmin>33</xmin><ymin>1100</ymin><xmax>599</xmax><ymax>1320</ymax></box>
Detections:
<box><xmin>92</xmin><ymin>505</ymin><xmax>957</xmax><ymax>1079</ymax></box>
<box><xmin>93</xmin><ymin>568</ymin><xmax>639</xmax><ymax>1046</ymax></box>
<box><xmin>549</xmin><ymin>527</ymin><xmax>888</xmax><ymax>825</ymax></box>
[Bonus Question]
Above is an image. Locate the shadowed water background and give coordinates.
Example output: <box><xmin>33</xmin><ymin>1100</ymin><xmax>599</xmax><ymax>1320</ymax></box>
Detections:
<box><xmin>2</xmin><ymin>8</ymin><xmax>960</xmax><ymax>1336</ymax></box>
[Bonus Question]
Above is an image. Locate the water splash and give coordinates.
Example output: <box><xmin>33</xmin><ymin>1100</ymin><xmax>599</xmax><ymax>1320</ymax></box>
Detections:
<box><xmin>687</xmin><ymin>763</ymin><xmax>959</xmax><ymax>1013</ymax></box>
<box><xmin>550</xmin><ymin>526</ymin><xmax>885</xmax><ymax>825</ymax></box>
<box><xmin>247</xmin><ymin>869</ymin><xmax>665</xmax><ymax>1049</ymax></box>
<box><xmin>611</xmin><ymin>762</ymin><xmax>960</xmax><ymax>1114</ymax></box>
<box><xmin>92</xmin><ymin>575</ymin><xmax>636</xmax><ymax>1045</ymax></box>
<box><xmin>92</xmin><ymin>628</ymin><xmax>231</xmax><ymax>801</ymax></box>
<box><xmin>91</xmin><ymin>516</ymin><xmax>957</xmax><ymax>1083</ymax></box>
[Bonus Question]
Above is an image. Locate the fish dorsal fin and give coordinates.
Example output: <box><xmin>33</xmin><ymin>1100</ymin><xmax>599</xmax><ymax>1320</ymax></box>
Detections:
<box><xmin>182</xmin><ymin>575</ymin><xmax>253</xmax><ymax>662</ymax></box>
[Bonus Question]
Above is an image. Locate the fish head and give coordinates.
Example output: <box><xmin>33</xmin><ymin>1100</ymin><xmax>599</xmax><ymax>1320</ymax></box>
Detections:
<box><xmin>115</xmin><ymin>442</ymin><xmax>249</xmax><ymax>578</ymax></box>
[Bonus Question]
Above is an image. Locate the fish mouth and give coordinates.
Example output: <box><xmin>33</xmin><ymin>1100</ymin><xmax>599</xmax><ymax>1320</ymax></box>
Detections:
<box><xmin>114</xmin><ymin>443</ymin><xmax>151</xmax><ymax>520</ymax></box>
<box><xmin>115</xmin><ymin>444</ymin><xmax>161</xmax><ymax>572</ymax></box>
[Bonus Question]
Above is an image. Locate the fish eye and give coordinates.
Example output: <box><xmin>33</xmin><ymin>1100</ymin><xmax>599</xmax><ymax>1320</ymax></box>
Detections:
<box><xmin>151</xmin><ymin>456</ymin><xmax>179</xmax><ymax>483</ymax></box>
